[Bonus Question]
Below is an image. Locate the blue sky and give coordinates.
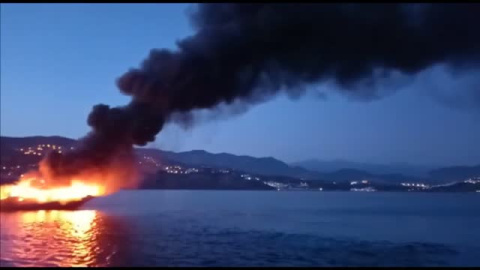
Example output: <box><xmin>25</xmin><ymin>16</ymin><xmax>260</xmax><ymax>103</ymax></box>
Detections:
<box><xmin>1</xmin><ymin>3</ymin><xmax>479</xmax><ymax>166</ymax></box>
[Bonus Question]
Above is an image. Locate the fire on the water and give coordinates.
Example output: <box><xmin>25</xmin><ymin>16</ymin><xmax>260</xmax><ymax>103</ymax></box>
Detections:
<box><xmin>1</xmin><ymin>141</ymin><xmax>139</xmax><ymax>209</ymax></box>
<box><xmin>0</xmin><ymin>160</ymin><xmax>137</xmax><ymax>207</ymax></box>
<box><xmin>0</xmin><ymin>175</ymin><xmax>103</xmax><ymax>205</ymax></box>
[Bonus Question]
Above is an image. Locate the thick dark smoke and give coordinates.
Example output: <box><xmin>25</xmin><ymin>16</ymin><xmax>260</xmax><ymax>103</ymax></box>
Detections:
<box><xmin>43</xmin><ymin>3</ymin><xmax>480</xmax><ymax>182</ymax></box>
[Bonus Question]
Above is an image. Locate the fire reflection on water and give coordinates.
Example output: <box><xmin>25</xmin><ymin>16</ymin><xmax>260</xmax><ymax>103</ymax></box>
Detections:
<box><xmin>0</xmin><ymin>210</ymin><xmax>130</xmax><ymax>267</ymax></box>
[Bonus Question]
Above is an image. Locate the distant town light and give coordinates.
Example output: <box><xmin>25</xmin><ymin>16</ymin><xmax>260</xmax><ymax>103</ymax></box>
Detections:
<box><xmin>350</xmin><ymin>187</ymin><xmax>376</xmax><ymax>192</ymax></box>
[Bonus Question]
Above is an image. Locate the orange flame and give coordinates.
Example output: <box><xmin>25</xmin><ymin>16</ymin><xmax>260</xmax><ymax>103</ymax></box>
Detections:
<box><xmin>1</xmin><ymin>175</ymin><xmax>105</xmax><ymax>204</ymax></box>
<box><xmin>1</xmin><ymin>148</ymin><xmax>140</xmax><ymax>204</ymax></box>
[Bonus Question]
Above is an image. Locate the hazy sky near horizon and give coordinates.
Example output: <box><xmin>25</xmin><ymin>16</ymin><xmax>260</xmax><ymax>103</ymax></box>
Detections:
<box><xmin>1</xmin><ymin>4</ymin><xmax>479</xmax><ymax>166</ymax></box>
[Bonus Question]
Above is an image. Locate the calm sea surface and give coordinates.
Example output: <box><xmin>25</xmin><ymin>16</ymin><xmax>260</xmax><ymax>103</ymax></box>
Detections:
<box><xmin>1</xmin><ymin>191</ymin><xmax>479</xmax><ymax>267</ymax></box>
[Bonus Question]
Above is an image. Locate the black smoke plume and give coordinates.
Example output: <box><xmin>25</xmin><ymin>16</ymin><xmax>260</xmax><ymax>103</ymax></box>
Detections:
<box><xmin>43</xmin><ymin>3</ymin><xmax>480</xmax><ymax>183</ymax></box>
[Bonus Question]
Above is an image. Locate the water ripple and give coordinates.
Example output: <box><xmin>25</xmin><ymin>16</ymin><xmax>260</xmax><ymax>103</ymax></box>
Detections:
<box><xmin>2</xmin><ymin>191</ymin><xmax>480</xmax><ymax>267</ymax></box>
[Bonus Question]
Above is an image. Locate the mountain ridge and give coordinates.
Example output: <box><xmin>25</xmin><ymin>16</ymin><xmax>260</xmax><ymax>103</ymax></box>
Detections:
<box><xmin>1</xmin><ymin>135</ymin><xmax>479</xmax><ymax>184</ymax></box>
<box><xmin>291</xmin><ymin>158</ymin><xmax>437</xmax><ymax>177</ymax></box>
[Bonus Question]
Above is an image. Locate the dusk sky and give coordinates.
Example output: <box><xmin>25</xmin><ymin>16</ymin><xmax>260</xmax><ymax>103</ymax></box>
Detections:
<box><xmin>1</xmin><ymin>3</ymin><xmax>479</xmax><ymax>166</ymax></box>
